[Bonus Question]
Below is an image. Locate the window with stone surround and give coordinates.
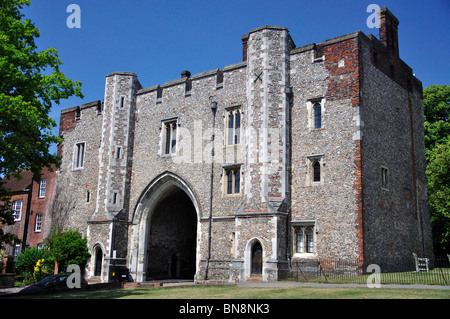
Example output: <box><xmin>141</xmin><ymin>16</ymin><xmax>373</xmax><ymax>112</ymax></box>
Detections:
<box><xmin>293</xmin><ymin>223</ymin><xmax>316</xmax><ymax>255</ymax></box>
<box><xmin>225</xmin><ymin>106</ymin><xmax>241</xmax><ymax>145</ymax></box>
<box><xmin>161</xmin><ymin>118</ymin><xmax>178</xmax><ymax>155</ymax></box>
<box><xmin>73</xmin><ymin>142</ymin><xmax>85</xmax><ymax>169</ymax></box>
<box><xmin>307</xmin><ymin>98</ymin><xmax>325</xmax><ymax>130</ymax></box>
<box><xmin>306</xmin><ymin>154</ymin><xmax>324</xmax><ymax>186</ymax></box>
<box><xmin>224</xmin><ymin>166</ymin><xmax>241</xmax><ymax>195</ymax></box>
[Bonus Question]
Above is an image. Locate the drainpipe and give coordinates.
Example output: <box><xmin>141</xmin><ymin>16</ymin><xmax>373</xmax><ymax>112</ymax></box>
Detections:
<box><xmin>205</xmin><ymin>99</ymin><xmax>217</xmax><ymax>280</ymax></box>
<box><xmin>21</xmin><ymin>178</ymin><xmax>33</xmax><ymax>251</ymax></box>
<box><xmin>285</xmin><ymin>87</ymin><xmax>293</xmax><ymax>269</ymax></box>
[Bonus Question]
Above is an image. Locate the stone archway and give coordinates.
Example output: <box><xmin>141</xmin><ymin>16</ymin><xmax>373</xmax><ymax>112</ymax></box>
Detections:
<box><xmin>146</xmin><ymin>189</ymin><xmax>197</xmax><ymax>279</ymax></box>
<box><xmin>129</xmin><ymin>172</ymin><xmax>201</xmax><ymax>282</ymax></box>
<box><xmin>94</xmin><ymin>246</ymin><xmax>103</xmax><ymax>277</ymax></box>
<box><xmin>244</xmin><ymin>238</ymin><xmax>265</xmax><ymax>280</ymax></box>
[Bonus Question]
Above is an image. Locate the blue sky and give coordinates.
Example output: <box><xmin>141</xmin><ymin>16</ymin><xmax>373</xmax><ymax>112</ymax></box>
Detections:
<box><xmin>22</xmin><ymin>0</ymin><xmax>449</xmax><ymax>153</ymax></box>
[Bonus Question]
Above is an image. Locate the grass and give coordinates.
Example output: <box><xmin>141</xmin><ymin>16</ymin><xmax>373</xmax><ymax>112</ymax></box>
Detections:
<box><xmin>12</xmin><ymin>284</ymin><xmax>450</xmax><ymax>299</ymax></box>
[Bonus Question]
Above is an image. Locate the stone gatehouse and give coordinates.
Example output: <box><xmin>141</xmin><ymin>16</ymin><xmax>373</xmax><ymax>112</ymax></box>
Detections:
<box><xmin>54</xmin><ymin>7</ymin><xmax>433</xmax><ymax>283</ymax></box>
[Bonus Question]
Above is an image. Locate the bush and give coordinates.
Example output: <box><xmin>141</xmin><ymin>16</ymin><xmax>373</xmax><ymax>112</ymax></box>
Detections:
<box><xmin>46</xmin><ymin>229</ymin><xmax>90</xmax><ymax>273</ymax></box>
<box><xmin>14</xmin><ymin>247</ymin><xmax>53</xmax><ymax>284</ymax></box>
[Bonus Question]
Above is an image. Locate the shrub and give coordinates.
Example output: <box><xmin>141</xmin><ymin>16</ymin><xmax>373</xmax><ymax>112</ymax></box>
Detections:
<box><xmin>46</xmin><ymin>229</ymin><xmax>90</xmax><ymax>273</ymax></box>
<box><xmin>14</xmin><ymin>247</ymin><xmax>53</xmax><ymax>284</ymax></box>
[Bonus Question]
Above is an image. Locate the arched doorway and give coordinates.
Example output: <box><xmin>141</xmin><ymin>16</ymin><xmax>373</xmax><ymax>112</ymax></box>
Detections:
<box><xmin>129</xmin><ymin>172</ymin><xmax>201</xmax><ymax>282</ymax></box>
<box><xmin>93</xmin><ymin>246</ymin><xmax>103</xmax><ymax>277</ymax></box>
<box><xmin>146</xmin><ymin>189</ymin><xmax>197</xmax><ymax>279</ymax></box>
<box><xmin>251</xmin><ymin>242</ymin><xmax>263</xmax><ymax>275</ymax></box>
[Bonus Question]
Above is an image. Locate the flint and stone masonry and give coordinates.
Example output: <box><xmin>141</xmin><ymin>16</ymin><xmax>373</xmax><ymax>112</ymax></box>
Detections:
<box><xmin>55</xmin><ymin>8</ymin><xmax>433</xmax><ymax>283</ymax></box>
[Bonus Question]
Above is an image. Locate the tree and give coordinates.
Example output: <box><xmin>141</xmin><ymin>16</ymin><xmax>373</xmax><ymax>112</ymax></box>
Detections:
<box><xmin>0</xmin><ymin>0</ymin><xmax>83</xmax><ymax>246</ymax></box>
<box><xmin>423</xmin><ymin>85</ymin><xmax>450</xmax><ymax>254</ymax></box>
<box><xmin>45</xmin><ymin>229</ymin><xmax>90</xmax><ymax>274</ymax></box>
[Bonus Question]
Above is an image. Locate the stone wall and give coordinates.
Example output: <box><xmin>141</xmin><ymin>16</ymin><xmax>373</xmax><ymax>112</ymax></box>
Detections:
<box><xmin>359</xmin><ymin>31</ymin><xmax>433</xmax><ymax>270</ymax></box>
<box><xmin>53</xmin><ymin>8</ymin><xmax>433</xmax><ymax>282</ymax></box>
<box><xmin>289</xmin><ymin>34</ymin><xmax>362</xmax><ymax>261</ymax></box>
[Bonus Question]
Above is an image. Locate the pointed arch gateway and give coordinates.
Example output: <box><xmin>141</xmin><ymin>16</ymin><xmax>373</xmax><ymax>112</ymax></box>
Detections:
<box><xmin>129</xmin><ymin>172</ymin><xmax>201</xmax><ymax>282</ymax></box>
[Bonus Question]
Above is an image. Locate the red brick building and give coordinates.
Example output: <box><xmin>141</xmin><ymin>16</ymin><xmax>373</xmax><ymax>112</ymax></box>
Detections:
<box><xmin>1</xmin><ymin>166</ymin><xmax>56</xmax><ymax>273</ymax></box>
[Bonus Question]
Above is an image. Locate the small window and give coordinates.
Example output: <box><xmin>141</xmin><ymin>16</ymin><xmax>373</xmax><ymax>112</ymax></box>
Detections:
<box><xmin>75</xmin><ymin>106</ymin><xmax>81</xmax><ymax>120</ymax></box>
<box><xmin>12</xmin><ymin>200</ymin><xmax>23</xmax><ymax>221</ymax></box>
<box><xmin>307</xmin><ymin>99</ymin><xmax>325</xmax><ymax>130</ymax></box>
<box><xmin>314</xmin><ymin>103</ymin><xmax>322</xmax><ymax>129</ymax></box>
<box><xmin>307</xmin><ymin>155</ymin><xmax>324</xmax><ymax>185</ymax></box>
<box><xmin>113</xmin><ymin>192</ymin><xmax>118</xmax><ymax>205</ymax></box>
<box><xmin>39</xmin><ymin>179</ymin><xmax>47</xmax><ymax>198</ymax></box>
<box><xmin>35</xmin><ymin>214</ymin><xmax>42</xmax><ymax>232</ymax></box>
<box><xmin>226</xmin><ymin>108</ymin><xmax>241</xmax><ymax>145</ymax></box>
<box><xmin>120</xmin><ymin>96</ymin><xmax>125</xmax><ymax>108</ymax></box>
<box><xmin>224</xmin><ymin>167</ymin><xmax>241</xmax><ymax>195</ymax></box>
<box><xmin>162</xmin><ymin>119</ymin><xmax>177</xmax><ymax>155</ymax></box>
<box><xmin>86</xmin><ymin>190</ymin><xmax>90</xmax><ymax>203</ymax></box>
<box><xmin>381</xmin><ymin>167</ymin><xmax>389</xmax><ymax>189</ymax></box>
<box><xmin>14</xmin><ymin>244</ymin><xmax>20</xmax><ymax>257</ymax></box>
<box><xmin>295</xmin><ymin>225</ymin><xmax>315</xmax><ymax>254</ymax></box>
<box><xmin>116</xmin><ymin>147</ymin><xmax>121</xmax><ymax>159</ymax></box>
<box><xmin>74</xmin><ymin>142</ymin><xmax>85</xmax><ymax>169</ymax></box>
<box><xmin>313</xmin><ymin>161</ymin><xmax>321</xmax><ymax>182</ymax></box>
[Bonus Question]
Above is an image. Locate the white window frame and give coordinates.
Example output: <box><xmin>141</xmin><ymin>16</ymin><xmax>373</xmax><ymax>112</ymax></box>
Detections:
<box><xmin>38</xmin><ymin>179</ymin><xmax>47</xmax><ymax>198</ymax></box>
<box><xmin>73</xmin><ymin>142</ymin><xmax>86</xmax><ymax>170</ymax></box>
<box><xmin>35</xmin><ymin>214</ymin><xmax>42</xmax><ymax>232</ymax></box>
<box><xmin>12</xmin><ymin>200</ymin><xmax>23</xmax><ymax>221</ymax></box>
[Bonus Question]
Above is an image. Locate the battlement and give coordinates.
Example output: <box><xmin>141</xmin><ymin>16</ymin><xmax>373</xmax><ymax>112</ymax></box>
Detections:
<box><xmin>59</xmin><ymin>100</ymin><xmax>102</xmax><ymax>134</ymax></box>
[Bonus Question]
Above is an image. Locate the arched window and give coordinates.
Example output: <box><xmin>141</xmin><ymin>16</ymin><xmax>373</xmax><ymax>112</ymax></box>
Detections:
<box><xmin>314</xmin><ymin>103</ymin><xmax>322</xmax><ymax>128</ymax></box>
<box><xmin>313</xmin><ymin>161</ymin><xmax>321</xmax><ymax>182</ymax></box>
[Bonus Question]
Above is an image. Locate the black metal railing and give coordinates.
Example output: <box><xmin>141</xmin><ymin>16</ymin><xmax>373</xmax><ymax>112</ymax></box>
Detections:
<box><xmin>289</xmin><ymin>255</ymin><xmax>450</xmax><ymax>286</ymax></box>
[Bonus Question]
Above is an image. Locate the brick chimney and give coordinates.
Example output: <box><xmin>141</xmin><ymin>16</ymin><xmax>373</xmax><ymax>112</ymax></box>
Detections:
<box><xmin>379</xmin><ymin>7</ymin><xmax>399</xmax><ymax>57</ymax></box>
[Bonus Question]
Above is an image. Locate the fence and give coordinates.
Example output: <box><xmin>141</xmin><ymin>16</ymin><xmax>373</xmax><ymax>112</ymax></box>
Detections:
<box><xmin>289</xmin><ymin>255</ymin><xmax>450</xmax><ymax>286</ymax></box>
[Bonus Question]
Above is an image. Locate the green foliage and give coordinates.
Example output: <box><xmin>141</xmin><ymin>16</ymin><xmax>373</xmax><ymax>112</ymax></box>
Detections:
<box><xmin>14</xmin><ymin>246</ymin><xmax>52</xmax><ymax>284</ymax></box>
<box><xmin>426</xmin><ymin>140</ymin><xmax>450</xmax><ymax>254</ymax></box>
<box><xmin>423</xmin><ymin>84</ymin><xmax>450</xmax><ymax>254</ymax></box>
<box><xmin>0</xmin><ymin>0</ymin><xmax>83</xmax><ymax>247</ymax></box>
<box><xmin>46</xmin><ymin>229</ymin><xmax>90</xmax><ymax>273</ymax></box>
<box><xmin>423</xmin><ymin>85</ymin><xmax>450</xmax><ymax>151</ymax></box>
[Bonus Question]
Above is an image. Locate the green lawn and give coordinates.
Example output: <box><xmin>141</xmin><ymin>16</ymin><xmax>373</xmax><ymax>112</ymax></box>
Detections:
<box><xmin>13</xmin><ymin>285</ymin><xmax>450</xmax><ymax>299</ymax></box>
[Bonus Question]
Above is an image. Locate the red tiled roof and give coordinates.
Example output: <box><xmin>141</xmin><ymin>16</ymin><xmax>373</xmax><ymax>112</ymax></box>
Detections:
<box><xmin>1</xmin><ymin>170</ymin><xmax>33</xmax><ymax>193</ymax></box>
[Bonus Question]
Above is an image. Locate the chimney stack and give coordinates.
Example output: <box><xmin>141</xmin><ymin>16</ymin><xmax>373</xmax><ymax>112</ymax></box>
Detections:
<box><xmin>181</xmin><ymin>70</ymin><xmax>191</xmax><ymax>78</ymax></box>
<box><xmin>379</xmin><ymin>7</ymin><xmax>399</xmax><ymax>57</ymax></box>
